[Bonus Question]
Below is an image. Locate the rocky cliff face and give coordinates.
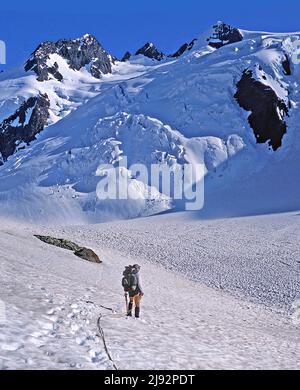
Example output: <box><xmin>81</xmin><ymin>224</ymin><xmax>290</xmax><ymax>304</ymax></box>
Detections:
<box><xmin>25</xmin><ymin>34</ymin><xmax>112</xmax><ymax>81</ymax></box>
<box><xmin>0</xmin><ymin>94</ymin><xmax>50</xmax><ymax>164</ymax></box>
<box><xmin>234</xmin><ymin>70</ymin><xmax>289</xmax><ymax>151</ymax></box>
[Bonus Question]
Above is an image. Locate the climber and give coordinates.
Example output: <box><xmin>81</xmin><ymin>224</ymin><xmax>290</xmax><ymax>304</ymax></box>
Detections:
<box><xmin>122</xmin><ymin>264</ymin><xmax>144</xmax><ymax>318</ymax></box>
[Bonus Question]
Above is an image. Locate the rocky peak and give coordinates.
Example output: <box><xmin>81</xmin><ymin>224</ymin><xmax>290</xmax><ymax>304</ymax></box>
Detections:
<box><xmin>207</xmin><ymin>21</ymin><xmax>243</xmax><ymax>49</ymax></box>
<box><xmin>170</xmin><ymin>39</ymin><xmax>197</xmax><ymax>58</ymax></box>
<box><xmin>25</xmin><ymin>34</ymin><xmax>112</xmax><ymax>81</ymax></box>
<box><xmin>135</xmin><ymin>42</ymin><xmax>165</xmax><ymax>61</ymax></box>
<box><xmin>121</xmin><ymin>51</ymin><xmax>132</xmax><ymax>62</ymax></box>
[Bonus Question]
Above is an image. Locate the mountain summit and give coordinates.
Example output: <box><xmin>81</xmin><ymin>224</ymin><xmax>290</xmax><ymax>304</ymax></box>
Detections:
<box><xmin>135</xmin><ymin>42</ymin><xmax>165</xmax><ymax>61</ymax></box>
<box><xmin>207</xmin><ymin>21</ymin><xmax>243</xmax><ymax>48</ymax></box>
<box><xmin>25</xmin><ymin>34</ymin><xmax>113</xmax><ymax>81</ymax></box>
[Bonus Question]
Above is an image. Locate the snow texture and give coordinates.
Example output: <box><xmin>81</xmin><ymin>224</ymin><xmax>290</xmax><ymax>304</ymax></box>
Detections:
<box><xmin>0</xmin><ymin>212</ymin><xmax>299</xmax><ymax>370</ymax></box>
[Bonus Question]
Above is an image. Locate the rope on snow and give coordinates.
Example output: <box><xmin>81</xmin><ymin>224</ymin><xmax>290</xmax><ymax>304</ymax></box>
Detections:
<box><xmin>97</xmin><ymin>313</ymin><xmax>118</xmax><ymax>370</ymax></box>
<box><xmin>86</xmin><ymin>300</ymin><xmax>120</xmax><ymax>370</ymax></box>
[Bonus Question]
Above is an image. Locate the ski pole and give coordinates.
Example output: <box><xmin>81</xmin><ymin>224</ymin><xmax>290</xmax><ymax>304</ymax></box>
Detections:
<box><xmin>125</xmin><ymin>292</ymin><xmax>128</xmax><ymax>313</ymax></box>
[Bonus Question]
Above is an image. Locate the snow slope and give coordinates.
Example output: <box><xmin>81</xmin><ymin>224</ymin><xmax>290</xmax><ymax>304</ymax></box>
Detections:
<box><xmin>0</xmin><ymin>212</ymin><xmax>299</xmax><ymax>370</ymax></box>
<box><xmin>1</xmin><ymin>25</ymin><xmax>300</xmax><ymax>222</ymax></box>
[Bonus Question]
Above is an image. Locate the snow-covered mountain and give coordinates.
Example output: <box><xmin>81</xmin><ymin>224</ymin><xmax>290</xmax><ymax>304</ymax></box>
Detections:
<box><xmin>1</xmin><ymin>22</ymin><xmax>300</xmax><ymax>223</ymax></box>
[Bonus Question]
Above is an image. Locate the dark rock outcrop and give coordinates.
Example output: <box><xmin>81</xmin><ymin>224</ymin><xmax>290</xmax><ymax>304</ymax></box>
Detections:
<box><xmin>0</xmin><ymin>94</ymin><xmax>50</xmax><ymax>163</ymax></box>
<box><xmin>34</xmin><ymin>235</ymin><xmax>81</xmax><ymax>251</ymax></box>
<box><xmin>234</xmin><ymin>69</ymin><xmax>289</xmax><ymax>151</ymax></box>
<box><xmin>74</xmin><ymin>248</ymin><xmax>101</xmax><ymax>263</ymax></box>
<box><xmin>282</xmin><ymin>55</ymin><xmax>292</xmax><ymax>76</ymax></box>
<box><xmin>135</xmin><ymin>42</ymin><xmax>165</xmax><ymax>61</ymax></box>
<box><xmin>207</xmin><ymin>22</ymin><xmax>243</xmax><ymax>49</ymax></box>
<box><xmin>34</xmin><ymin>235</ymin><xmax>102</xmax><ymax>264</ymax></box>
<box><xmin>170</xmin><ymin>39</ymin><xmax>197</xmax><ymax>58</ymax></box>
<box><xmin>25</xmin><ymin>34</ymin><xmax>112</xmax><ymax>81</ymax></box>
<box><xmin>121</xmin><ymin>51</ymin><xmax>132</xmax><ymax>62</ymax></box>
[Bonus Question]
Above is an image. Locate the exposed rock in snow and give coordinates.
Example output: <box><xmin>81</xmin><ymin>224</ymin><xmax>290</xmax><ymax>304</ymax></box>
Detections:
<box><xmin>34</xmin><ymin>235</ymin><xmax>82</xmax><ymax>251</ymax></box>
<box><xmin>25</xmin><ymin>34</ymin><xmax>112</xmax><ymax>81</ymax></box>
<box><xmin>74</xmin><ymin>248</ymin><xmax>101</xmax><ymax>264</ymax></box>
<box><xmin>282</xmin><ymin>54</ymin><xmax>292</xmax><ymax>76</ymax></box>
<box><xmin>0</xmin><ymin>93</ymin><xmax>50</xmax><ymax>163</ymax></box>
<box><xmin>34</xmin><ymin>235</ymin><xmax>101</xmax><ymax>263</ymax></box>
<box><xmin>135</xmin><ymin>42</ymin><xmax>165</xmax><ymax>61</ymax></box>
<box><xmin>170</xmin><ymin>39</ymin><xmax>197</xmax><ymax>58</ymax></box>
<box><xmin>207</xmin><ymin>21</ymin><xmax>243</xmax><ymax>48</ymax></box>
<box><xmin>121</xmin><ymin>51</ymin><xmax>132</xmax><ymax>62</ymax></box>
<box><xmin>234</xmin><ymin>69</ymin><xmax>289</xmax><ymax>151</ymax></box>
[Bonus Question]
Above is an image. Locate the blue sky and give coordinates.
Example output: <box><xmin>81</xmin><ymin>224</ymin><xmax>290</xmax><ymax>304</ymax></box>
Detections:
<box><xmin>1</xmin><ymin>0</ymin><xmax>300</xmax><ymax>68</ymax></box>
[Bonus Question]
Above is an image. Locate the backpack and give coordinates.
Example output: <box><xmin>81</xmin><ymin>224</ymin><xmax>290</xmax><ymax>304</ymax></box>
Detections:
<box><xmin>122</xmin><ymin>265</ymin><xmax>137</xmax><ymax>292</ymax></box>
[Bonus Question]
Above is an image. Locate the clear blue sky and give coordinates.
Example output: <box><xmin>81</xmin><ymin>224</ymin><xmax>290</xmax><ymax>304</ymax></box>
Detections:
<box><xmin>1</xmin><ymin>0</ymin><xmax>300</xmax><ymax>68</ymax></box>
